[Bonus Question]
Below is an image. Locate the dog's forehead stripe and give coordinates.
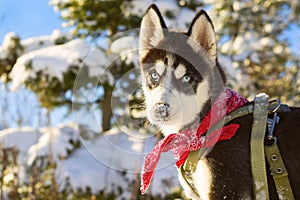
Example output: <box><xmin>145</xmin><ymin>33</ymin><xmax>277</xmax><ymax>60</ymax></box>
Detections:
<box><xmin>155</xmin><ymin>60</ymin><xmax>165</xmax><ymax>75</ymax></box>
<box><xmin>166</xmin><ymin>53</ymin><xmax>175</xmax><ymax>66</ymax></box>
<box><xmin>174</xmin><ymin>64</ymin><xmax>186</xmax><ymax>79</ymax></box>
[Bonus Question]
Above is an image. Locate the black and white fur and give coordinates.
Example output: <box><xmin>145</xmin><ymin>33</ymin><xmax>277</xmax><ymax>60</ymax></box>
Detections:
<box><xmin>139</xmin><ymin>4</ymin><xmax>300</xmax><ymax>200</ymax></box>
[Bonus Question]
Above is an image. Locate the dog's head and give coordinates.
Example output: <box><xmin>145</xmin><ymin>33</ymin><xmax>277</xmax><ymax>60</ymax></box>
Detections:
<box><xmin>139</xmin><ymin>4</ymin><xmax>226</xmax><ymax>135</ymax></box>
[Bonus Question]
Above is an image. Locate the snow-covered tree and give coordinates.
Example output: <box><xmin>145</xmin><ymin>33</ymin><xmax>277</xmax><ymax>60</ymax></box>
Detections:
<box><xmin>201</xmin><ymin>0</ymin><xmax>300</xmax><ymax>103</ymax></box>
<box><xmin>0</xmin><ymin>31</ymin><xmax>71</xmax><ymax>128</ymax></box>
<box><xmin>0</xmin><ymin>32</ymin><xmax>23</xmax><ymax>83</ymax></box>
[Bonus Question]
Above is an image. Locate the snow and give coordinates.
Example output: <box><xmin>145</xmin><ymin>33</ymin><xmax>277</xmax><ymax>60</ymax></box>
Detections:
<box><xmin>27</xmin><ymin>122</ymin><xmax>79</xmax><ymax>165</ymax></box>
<box><xmin>256</xmin><ymin>93</ymin><xmax>269</xmax><ymax>100</ymax></box>
<box><xmin>58</xmin><ymin>127</ymin><xmax>178</xmax><ymax>197</ymax></box>
<box><xmin>0</xmin><ymin>32</ymin><xmax>20</xmax><ymax>59</ymax></box>
<box><xmin>55</xmin><ymin>146</ymin><xmax>113</xmax><ymax>194</ymax></box>
<box><xmin>84</xmin><ymin>20</ymin><xmax>97</xmax><ymax>26</ymax></box>
<box><xmin>9</xmin><ymin>39</ymin><xmax>109</xmax><ymax>90</ymax></box>
<box><xmin>21</xmin><ymin>29</ymin><xmax>71</xmax><ymax>54</ymax></box>
<box><xmin>0</xmin><ymin>127</ymin><xmax>40</xmax><ymax>164</ymax></box>
<box><xmin>254</xmin><ymin>180</ymin><xmax>267</xmax><ymax>200</ymax></box>
<box><xmin>1</xmin><ymin>32</ymin><xmax>19</xmax><ymax>50</ymax></box>
<box><xmin>264</xmin><ymin>23</ymin><xmax>275</xmax><ymax>33</ymax></box>
<box><xmin>173</xmin><ymin>7</ymin><xmax>196</xmax><ymax>30</ymax></box>
<box><xmin>219</xmin><ymin>55</ymin><xmax>235</xmax><ymax>77</ymax></box>
<box><xmin>232</xmin><ymin>1</ymin><xmax>251</xmax><ymax>11</ymax></box>
<box><xmin>60</xmin><ymin>9</ymin><xmax>71</xmax><ymax>18</ymax></box>
<box><xmin>127</xmin><ymin>0</ymin><xmax>179</xmax><ymax>18</ymax></box>
<box><xmin>126</xmin><ymin>0</ymin><xmax>196</xmax><ymax>31</ymax></box>
<box><xmin>111</xmin><ymin>36</ymin><xmax>139</xmax><ymax>67</ymax></box>
<box><xmin>1</xmin><ymin>30</ymin><xmax>116</xmax><ymax>91</ymax></box>
<box><xmin>220</xmin><ymin>31</ymin><xmax>276</xmax><ymax>63</ymax></box>
<box><xmin>62</xmin><ymin>20</ymin><xmax>76</xmax><ymax>28</ymax></box>
<box><xmin>0</xmin><ymin>123</ymin><xmax>179</xmax><ymax>198</ymax></box>
<box><xmin>111</xmin><ymin>36</ymin><xmax>137</xmax><ymax>55</ymax></box>
<box><xmin>260</xmin><ymin>37</ymin><xmax>275</xmax><ymax>47</ymax></box>
<box><xmin>277</xmin><ymin>186</ymin><xmax>289</xmax><ymax>200</ymax></box>
<box><xmin>21</xmin><ymin>35</ymin><xmax>54</xmax><ymax>53</ymax></box>
<box><xmin>81</xmin><ymin>127</ymin><xmax>175</xmax><ymax>172</ymax></box>
<box><xmin>0</xmin><ymin>30</ymin><xmax>71</xmax><ymax>61</ymax></box>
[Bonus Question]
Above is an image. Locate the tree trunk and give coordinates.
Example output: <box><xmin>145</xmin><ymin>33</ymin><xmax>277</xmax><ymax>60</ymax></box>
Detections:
<box><xmin>102</xmin><ymin>87</ymin><xmax>113</xmax><ymax>132</ymax></box>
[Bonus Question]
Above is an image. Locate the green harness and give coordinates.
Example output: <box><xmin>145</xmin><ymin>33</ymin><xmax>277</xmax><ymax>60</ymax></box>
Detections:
<box><xmin>180</xmin><ymin>94</ymin><xmax>295</xmax><ymax>199</ymax></box>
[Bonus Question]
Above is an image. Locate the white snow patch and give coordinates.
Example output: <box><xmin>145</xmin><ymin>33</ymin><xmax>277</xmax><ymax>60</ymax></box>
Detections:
<box><xmin>1</xmin><ymin>32</ymin><xmax>19</xmax><ymax>50</ymax></box>
<box><xmin>173</xmin><ymin>7</ymin><xmax>196</xmax><ymax>30</ymax></box>
<box><xmin>21</xmin><ymin>30</ymin><xmax>71</xmax><ymax>54</ymax></box>
<box><xmin>10</xmin><ymin>39</ymin><xmax>108</xmax><ymax>90</ymax></box>
<box><xmin>127</xmin><ymin>0</ymin><xmax>179</xmax><ymax>18</ymax></box>
<box><xmin>84</xmin><ymin>20</ymin><xmax>97</xmax><ymax>26</ymax></box>
<box><xmin>0</xmin><ymin>32</ymin><xmax>20</xmax><ymax>59</ymax></box>
<box><xmin>254</xmin><ymin>180</ymin><xmax>267</xmax><ymax>200</ymax></box>
<box><xmin>27</xmin><ymin>122</ymin><xmax>79</xmax><ymax>165</ymax></box>
<box><xmin>219</xmin><ymin>55</ymin><xmax>235</xmax><ymax>77</ymax></box>
<box><xmin>111</xmin><ymin>36</ymin><xmax>139</xmax><ymax>66</ymax></box>
<box><xmin>277</xmin><ymin>186</ymin><xmax>289</xmax><ymax>200</ymax></box>
<box><xmin>260</xmin><ymin>37</ymin><xmax>275</xmax><ymax>47</ymax></box>
<box><xmin>126</xmin><ymin>1</ymin><xmax>195</xmax><ymax>30</ymax></box>
<box><xmin>0</xmin><ymin>127</ymin><xmax>40</xmax><ymax>164</ymax></box>
<box><xmin>256</xmin><ymin>93</ymin><xmax>269</xmax><ymax>99</ymax></box>
<box><xmin>0</xmin><ymin>123</ymin><xmax>180</xmax><ymax>197</ymax></box>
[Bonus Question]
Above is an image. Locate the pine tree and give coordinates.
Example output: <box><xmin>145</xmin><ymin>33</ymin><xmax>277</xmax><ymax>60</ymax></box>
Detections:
<box><xmin>202</xmin><ymin>0</ymin><xmax>300</xmax><ymax>104</ymax></box>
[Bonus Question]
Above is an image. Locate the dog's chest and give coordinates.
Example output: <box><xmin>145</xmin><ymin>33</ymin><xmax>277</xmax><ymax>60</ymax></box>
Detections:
<box><xmin>178</xmin><ymin>158</ymin><xmax>212</xmax><ymax>200</ymax></box>
<box><xmin>178</xmin><ymin>157</ymin><xmax>253</xmax><ymax>200</ymax></box>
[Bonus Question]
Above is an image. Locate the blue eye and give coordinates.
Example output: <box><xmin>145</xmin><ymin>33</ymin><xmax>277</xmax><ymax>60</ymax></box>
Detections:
<box><xmin>182</xmin><ymin>75</ymin><xmax>191</xmax><ymax>83</ymax></box>
<box><xmin>150</xmin><ymin>72</ymin><xmax>160</xmax><ymax>81</ymax></box>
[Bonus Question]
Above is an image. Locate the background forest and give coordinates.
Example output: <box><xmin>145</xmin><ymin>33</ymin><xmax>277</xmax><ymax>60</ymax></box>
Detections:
<box><xmin>0</xmin><ymin>0</ymin><xmax>300</xmax><ymax>199</ymax></box>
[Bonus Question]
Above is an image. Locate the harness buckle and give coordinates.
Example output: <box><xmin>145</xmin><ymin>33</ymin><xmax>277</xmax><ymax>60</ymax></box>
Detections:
<box><xmin>266</xmin><ymin>112</ymin><xmax>280</xmax><ymax>145</ymax></box>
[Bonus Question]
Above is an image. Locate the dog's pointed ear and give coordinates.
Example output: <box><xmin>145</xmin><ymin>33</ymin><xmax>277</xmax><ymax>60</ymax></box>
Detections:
<box><xmin>187</xmin><ymin>10</ymin><xmax>217</xmax><ymax>61</ymax></box>
<box><xmin>139</xmin><ymin>4</ymin><xmax>167</xmax><ymax>61</ymax></box>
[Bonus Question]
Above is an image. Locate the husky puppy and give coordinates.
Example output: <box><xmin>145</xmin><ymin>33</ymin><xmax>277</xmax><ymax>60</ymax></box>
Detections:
<box><xmin>139</xmin><ymin>4</ymin><xmax>300</xmax><ymax>200</ymax></box>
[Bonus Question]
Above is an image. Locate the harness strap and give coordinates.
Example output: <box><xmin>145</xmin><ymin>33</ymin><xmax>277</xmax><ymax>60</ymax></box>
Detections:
<box><xmin>179</xmin><ymin>164</ymin><xmax>201</xmax><ymax>199</ymax></box>
<box><xmin>265</xmin><ymin>143</ymin><xmax>295</xmax><ymax>199</ymax></box>
<box><xmin>251</xmin><ymin>94</ymin><xmax>270</xmax><ymax>199</ymax></box>
<box><xmin>181</xmin><ymin>98</ymin><xmax>293</xmax><ymax>199</ymax></box>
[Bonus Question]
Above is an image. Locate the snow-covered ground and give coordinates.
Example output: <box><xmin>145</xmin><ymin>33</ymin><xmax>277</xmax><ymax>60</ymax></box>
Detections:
<box><xmin>0</xmin><ymin>123</ymin><xmax>180</xmax><ymax>198</ymax></box>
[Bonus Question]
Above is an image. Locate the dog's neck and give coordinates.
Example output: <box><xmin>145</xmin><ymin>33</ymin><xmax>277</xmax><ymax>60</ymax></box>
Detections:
<box><xmin>178</xmin><ymin>99</ymin><xmax>212</xmax><ymax>133</ymax></box>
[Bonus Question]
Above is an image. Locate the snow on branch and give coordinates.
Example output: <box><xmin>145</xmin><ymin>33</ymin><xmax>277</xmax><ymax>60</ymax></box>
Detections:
<box><xmin>10</xmin><ymin>39</ymin><xmax>109</xmax><ymax>91</ymax></box>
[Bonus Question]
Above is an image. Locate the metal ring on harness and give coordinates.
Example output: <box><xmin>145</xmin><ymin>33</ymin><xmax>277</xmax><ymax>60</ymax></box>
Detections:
<box><xmin>269</xmin><ymin>99</ymin><xmax>281</xmax><ymax>113</ymax></box>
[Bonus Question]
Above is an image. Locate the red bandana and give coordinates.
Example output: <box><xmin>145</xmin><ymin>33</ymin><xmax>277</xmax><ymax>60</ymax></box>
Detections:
<box><xmin>140</xmin><ymin>88</ymin><xmax>248</xmax><ymax>194</ymax></box>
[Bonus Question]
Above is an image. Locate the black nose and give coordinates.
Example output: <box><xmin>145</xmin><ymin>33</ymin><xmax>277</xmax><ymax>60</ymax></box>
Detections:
<box><xmin>155</xmin><ymin>102</ymin><xmax>170</xmax><ymax>119</ymax></box>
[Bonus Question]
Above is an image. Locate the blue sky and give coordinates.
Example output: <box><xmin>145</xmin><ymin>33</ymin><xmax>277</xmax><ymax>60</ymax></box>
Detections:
<box><xmin>0</xmin><ymin>0</ymin><xmax>63</xmax><ymax>41</ymax></box>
